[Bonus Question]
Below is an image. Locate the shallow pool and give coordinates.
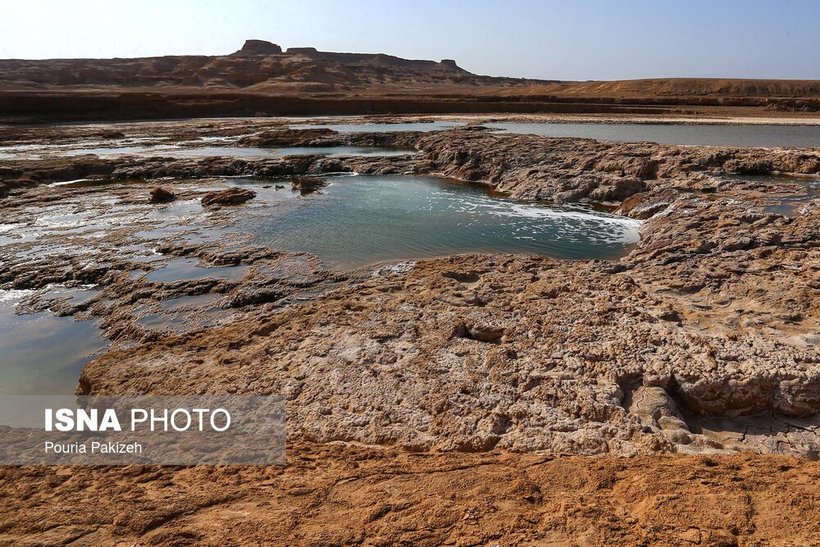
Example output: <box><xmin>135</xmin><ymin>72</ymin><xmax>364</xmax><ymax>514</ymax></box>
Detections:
<box><xmin>0</xmin><ymin>290</ymin><xmax>106</xmax><ymax>395</ymax></box>
<box><xmin>144</xmin><ymin>258</ymin><xmax>249</xmax><ymax>283</ymax></box>
<box><xmin>238</xmin><ymin>175</ymin><xmax>642</xmax><ymax>268</ymax></box>
<box><xmin>721</xmin><ymin>174</ymin><xmax>820</xmax><ymax>216</ymax></box>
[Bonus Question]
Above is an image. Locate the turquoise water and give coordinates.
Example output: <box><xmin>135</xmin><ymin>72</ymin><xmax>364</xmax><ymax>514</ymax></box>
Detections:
<box><xmin>238</xmin><ymin>175</ymin><xmax>642</xmax><ymax>268</ymax></box>
<box><xmin>485</xmin><ymin>122</ymin><xmax>820</xmax><ymax>148</ymax></box>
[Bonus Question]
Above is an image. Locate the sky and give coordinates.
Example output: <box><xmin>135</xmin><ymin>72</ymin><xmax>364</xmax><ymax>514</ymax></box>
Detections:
<box><xmin>0</xmin><ymin>0</ymin><xmax>818</xmax><ymax>81</ymax></box>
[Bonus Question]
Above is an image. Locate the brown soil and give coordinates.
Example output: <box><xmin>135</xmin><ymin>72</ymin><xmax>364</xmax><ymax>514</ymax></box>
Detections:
<box><xmin>1</xmin><ymin>444</ymin><xmax>818</xmax><ymax>546</ymax></box>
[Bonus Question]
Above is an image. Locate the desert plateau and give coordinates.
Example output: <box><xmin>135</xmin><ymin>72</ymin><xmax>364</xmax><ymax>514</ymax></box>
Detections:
<box><xmin>0</xmin><ymin>24</ymin><xmax>819</xmax><ymax>547</ymax></box>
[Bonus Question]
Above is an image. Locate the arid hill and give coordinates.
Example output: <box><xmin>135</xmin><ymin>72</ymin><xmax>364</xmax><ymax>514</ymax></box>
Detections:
<box><xmin>498</xmin><ymin>78</ymin><xmax>820</xmax><ymax>99</ymax></box>
<box><xmin>0</xmin><ymin>39</ymin><xmax>535</xmax><ymax>92</ymax></box>
<box><xmin>1</xmin><ymin>39</ymin><xmax>818</xmax><ymax>121</ymax></box>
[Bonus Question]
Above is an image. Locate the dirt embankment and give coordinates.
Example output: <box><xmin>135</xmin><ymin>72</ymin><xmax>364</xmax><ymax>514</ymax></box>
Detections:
<box><xmin>4</xmin><ymin>89</ymin><xmax>819</xmax><ymax>124</ymax></box>
<box><xmin>0</xmin><ymin>90</ymin><xmax>693</xmax><ymax>123</ymax></box>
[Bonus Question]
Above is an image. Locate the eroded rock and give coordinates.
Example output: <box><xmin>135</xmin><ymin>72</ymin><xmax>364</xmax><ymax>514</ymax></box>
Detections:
<box><xmin>236</xmin><ymin>39</ymin><xmax>282</xmax><ymax>55</ymax></box>
<box><xmin>149</xmin><ymin>187</ymin><xmax>176</xmax><ymax>203</ymax></box>
<box><xmin>201</xmin><ymin>187</ymin><xmax>256</xmax><ymax>207</ymax></box>
<box><xmin>291</xmin><ymin>176</ymin><xmax>326</xmax><ymax>195</ymax></box>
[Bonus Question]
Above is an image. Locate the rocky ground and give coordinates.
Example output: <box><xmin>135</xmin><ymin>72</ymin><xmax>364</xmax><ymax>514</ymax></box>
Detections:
<box><xmin>0</xmin><ymin>119</ymin><xmax>818</xmax><ymax>544</ymax></box>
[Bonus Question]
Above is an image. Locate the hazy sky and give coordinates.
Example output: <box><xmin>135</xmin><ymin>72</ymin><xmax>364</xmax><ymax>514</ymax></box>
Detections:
<box><xmin>1</xmin><ymin>0</ymin><xmax>818</xmax><ymax>80</ymax></box>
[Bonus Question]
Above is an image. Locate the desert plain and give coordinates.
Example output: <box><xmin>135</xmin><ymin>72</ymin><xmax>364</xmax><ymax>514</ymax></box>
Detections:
<box><xmin>0</xmin><ymin>41</ymin><xmax>818</xmax><ymax>545</ymax></box>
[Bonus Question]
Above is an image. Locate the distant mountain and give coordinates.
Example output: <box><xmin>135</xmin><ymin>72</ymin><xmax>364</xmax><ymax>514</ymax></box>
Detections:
<box><xmin>0</xmin><ymin>39</ymin><xmax>544</xmax><ymax>93</ymax></box>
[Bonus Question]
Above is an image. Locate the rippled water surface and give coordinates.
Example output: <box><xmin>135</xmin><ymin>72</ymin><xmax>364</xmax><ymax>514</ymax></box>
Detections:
<box><xmin>239</xmin><ymin>175</ymin><xmax>642</xmax><ymax>267</ymax></box>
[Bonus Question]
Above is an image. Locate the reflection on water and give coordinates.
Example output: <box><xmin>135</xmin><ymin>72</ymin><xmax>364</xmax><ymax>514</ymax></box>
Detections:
<box><xmin>239</xmin><ymin>175</ymin><xmax>642</xmax><ymax>268</ymax></box>
<box><xmin>485</xmin><ymin>122</ymin><xmax>820</xmax><ymax>148</ymax></box>
<box><xmin>159</xmin><ymin>293</ymin><xmax>223</xmax><ymax>311</ymax></box>
<box><xmin>0</xmin><ymin>290</ymin><xmax>106</xmax><ymax>395</ymax></box>
<box><xmin>145</xmin><ymin>258</ymin><xmax>249</xmax><ymax>283</ymax></box>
